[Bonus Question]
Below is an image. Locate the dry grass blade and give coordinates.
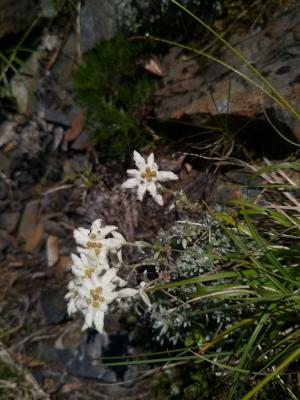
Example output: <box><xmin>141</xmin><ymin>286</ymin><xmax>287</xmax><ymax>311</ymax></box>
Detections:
<box><xmin>0</xmin><ymin>341</ymin><xmax>49</xmax><ymax>399</ymax></box>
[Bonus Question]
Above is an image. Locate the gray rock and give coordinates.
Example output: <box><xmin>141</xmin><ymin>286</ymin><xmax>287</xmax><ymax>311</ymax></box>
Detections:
<box><xmin>0</xmin><ymin>212</ymin><xmax>20</xmax><ymax>233</ymax></box>
<box><xmin>155</xmin><ymin>4</ymin><xmax>300</xmax><ymax>142</ymax></box>
<box><xmin>0</xmin><ymin>0</ymin><xmax>40</xmax><ymax>40</ymax></box>
<box><xmin>43</xmin><ymin>219</ymin><xmax>66</xmax><ymax>238</ymax></box>
<box><xmin>0</xmin><ymin>121</ymin><xmax>16</xmax><ymax>148</ymax></box>
<box><xmin>0</xmin><ymin>152</ymin><xmax>11</xmax><ymax>175</ymax></box>
<box><xmin>40</xmin><ymin>108</ymin><xmax>71</xmax><ymax>127</ymax></box>
<box><xmin>41</xmin><ymin>287</ymin><xmax>67</xmax><ymax>325</ymax></box>
<box><xmin>70</xmin><ymin>131</ymin><xmax>90</xmax><ymax>150</ymax></box>
<box><xmin>80</xmin><ymin>0</ymin><xmax>118</xmax><ymax>52</ymax></box>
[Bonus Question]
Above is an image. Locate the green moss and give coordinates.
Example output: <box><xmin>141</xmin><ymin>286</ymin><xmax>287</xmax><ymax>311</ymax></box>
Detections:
<box><xmin>73</xmin><ymin>34</ymin><xmax>155</xmax><ymax>159</ymax></box>
<box><xmin>0</xmin><ymin>362</ymin><xmax>17</xmax><ymax>380</ymax></box>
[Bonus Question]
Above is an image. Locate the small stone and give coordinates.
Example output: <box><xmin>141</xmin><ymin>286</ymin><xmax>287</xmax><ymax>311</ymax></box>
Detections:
<box><xmin>46</xmin><ymin>235</ymin><xmax>60</xmax><ymax>267</ymax></box>
<box><xmin>0</xmin><ymin>152</ymin><xmax>11</xmax><ymax>175</ymax></box>
<box><xmin>11</xmin><ymin>75</ymin><xmax>36</xmax><ymax>116</ymax></box>
<box><xmin>57</xmin><ymin>256</ymin><xmax>71</xmax><ymax>271</ymax></box>
<box><xmin>0</xmin><ymin>177</ymin><xmax>9</xmax><ymax>201</ymax></box>
<box><xmin>41</xmin><ymin>108</ymin><xmax>71</xmax><ymax>127</ymax></box>
<box><xmin>41</xmin><ymin>287</ymin><xmax>67</xmax><ymax>325</ymax></box>
<box><xmin>52</xmin><ymin>127</ymin><xmax>64</xmax><ymax>150</ymax></box>
<box><xmin>70</xmin><ymin>131</ymin><xmax>90</xmax><ymax>150</ymax></box>
<box><xmin>0</xmin><ymin>230</ymin><xmax>10</xmax><ymax>253</ymax></box>
<box><xmin>53</xmin><ymin>256</ymin><xmax>71</xmax><ymax>280</ymax></box>
<box><xmin>0</xmin><ymin>121</ymin><xmax>16</xmax><ymax>148</ymax></box>
<box><xmin>19</xmin><ymin>201</ymin><xmax>45</xmax><ymax>252</ymax></box>
<box><xmin>0</xmin><ymin>212</ymin><xmax>20</xmax><ymax>233</ymax></box>
<box><xmin>80</xmin><ymin>0</ymin><xmax>117</xmax><ymax>52</ymax></box>
<box><xmin>43</xmin><ymin>219</ymin><xmax>65</xmax><ymax>237</ymax></box>
<box><xmin>54</xmin><ymin>320</ymin><xmax>85</xmax><ymax>351</ymax></box>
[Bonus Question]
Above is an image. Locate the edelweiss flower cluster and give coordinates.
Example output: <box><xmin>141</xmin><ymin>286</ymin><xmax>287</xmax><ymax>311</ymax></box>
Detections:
<box><xmin>65</xmin><ymin>219</ymin><xmax>137</xmax><ymax>333</ymax></box>
<box><xmin>66</xmin><ymin>152</ymin><xmax>177</xmax><ymax>333</ymax></box>
<box><xmin>122</xmin><ymin>150</ymin><xmax>178</xmax><ymax>205</ymax></box>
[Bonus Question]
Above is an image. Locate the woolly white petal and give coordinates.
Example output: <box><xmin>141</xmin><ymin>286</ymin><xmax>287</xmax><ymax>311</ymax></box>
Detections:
<box><xmin>78</xmin><ymin>227</ymin><xmax>90</xmax><ymax>236</ymax></box>
<box><xmin>101</xmin><ymin>268</ymin><xmax>117</xmax><ymax>285</ymax></box>
<box><xmin>73</xmin><ymin>230</ymin><xmax>87</xmax><ymax>246</ymax></box>
<box><xmin>156</xmin><ymin>171</ymin><xmax>178</xmax><ymax>181</ymax></box>
<box><xmin>84</xmin><ymin>308</ymin><xmax>94</xmax><ymax>329</ymax></box>
<box><xmin>105</xmin><ymin>292</ymin><xmax>118</xmax><ymax>303</ymax></box>
<box><xmin>154</xmin><ymin>194</ymin><xmax>164</xmax><ymax>206</ymax></box>
<box><xmin>113</xmin><ymin>276</ymin><xmax>127</xmax><ymax>287</ymax></box>
<box><xmin>67</xmin><ymin>301</ymin><xmax>77</xmax><ymax>315</ymax></box>
<box><xmin>78</xmin><ymin>246</ymin><xmax>108</xmax><ymax>261</ymax></box>
<box><xmin>111</xmin><ymin>231</ymin><xmax>125</xmax><ymax>242</ymax></box>
<box><xmin>121</xmin><ymin>178</ymin><xmax>139</xmax><ymax>189</ymax></box>
<box><xmin>147</xmin><ymin>153</ymin><xmax>155</xmax><ymax>168</ymax></box>
<box><xmin>94</xmin><ymin>310</ymin><xmax>105</xmax><ymax>333</ymax></box>
<box><xmin>137</xmin><ymin>183</ymin><xmax>147</xmax><ymax>201</ymax></box>
<box><xmin>91</xmin><ymin>219</ymin><xmax>102</xmax><ymax>231</ymax></box>
<box><xmin>71</xmin><ymin>253</ymin><xmax>82</xmax><ymax>268</ymax></box>
<box><xmin>126</xmin><ymin>169</ymin><xmax>139</xmax><ymax>177</ymax></box>
<box><xmin>133</xmin><ymin>150</ymin><xmax>146</xmax><ymax>170</ymax></box>
<box><xmin>71</xmin><ymin>265</ymin><xmax>82</xmax><ymax>277</ymax></box>
<box><xmin>99</xmin><ymin>225</ymin><xmax>118</xmax><ymax>239</ymax></box>
<box><xmin>104</xmin><ymin>281</ymin><xmax>117</xmax><ymax>293</ymax></box>
<box><xmin>147</xmin><ymin>182</ymin><xmax>157</xmax><ymax>198</ymax></box>
<box><xmin>117</xmin><ymin>288</ymin><xmax>138</xmax><ymax>298</ymax></box>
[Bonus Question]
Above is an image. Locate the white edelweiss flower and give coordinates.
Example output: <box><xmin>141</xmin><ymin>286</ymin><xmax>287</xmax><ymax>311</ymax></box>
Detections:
<box><xmin>71</xmin><ymin>253</ymin><xmax>110</xmax><ymax>280</ymax></box>
<box><xmin>65</xmin><ymin>280</ymin><xmax>85</xmax><ymax>315</ymax></box>
<box><xmin>73</xmin><ymin>219</ymin><xmax>125</xmax><ymax>259</ymax></box>
<box><xmin>121</xmin><ymin>150</ymin><xmax>178</xmax><ymax>206</ymax></box>
<box><xmin>79</xmin><ymin>269</ymin><xmax>138</xmax><ymax>333</ymax></box>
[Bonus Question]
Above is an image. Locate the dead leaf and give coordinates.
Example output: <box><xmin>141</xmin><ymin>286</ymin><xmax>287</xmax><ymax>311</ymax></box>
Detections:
<box><xmin>63</xmin><ymin>110</ymin><xmax>86</xmax><ymax>143</ymax></box>
<box><xmin>25</xmin><ymin>221</ymin><xmax>44</xmax><ymax>252</ymax></box>
<box><xmin>14</xmin><ymin>352</ymin><xmax>47</xmax><ymax>368</ymax></box>
<box><xmin>143</xmin><ymin>56</ymin><xmax>164</xmax><ymax>77</ymax></box>
<box><xmin>60</xmin><ymin>382</ymin><xmax>81</xmax><ymax>394</ymax></box>
<box><xmin>0</xmin><ymin>122</ymin><xmax>16</xmax><ymax>147</ymax></box>
<box><xmin>57</xmin><ymin>256</ymin><xmax>70</xmax><ymax>271</ymax></box>
<box><xmin>46</xmin><ymin>235</ymin><xmax>60</xmax><ymax>267</ymax></box>
<box><xmin>184</xmin><ymin>163</ymin><xmax>193</xmax><ymax>173</ymax></box>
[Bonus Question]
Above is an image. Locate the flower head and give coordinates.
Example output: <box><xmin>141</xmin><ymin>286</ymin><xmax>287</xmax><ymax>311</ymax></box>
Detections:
<box><xmin>65</xmin><ymin>280</ymin><xmax>85</xmax><ymax>315</ymax></box>
<box><xmin>122</xmin><ymin>151</ymin><xmax>178</xmax><ymax>206</ymax></box>
<box><xmin>78</xmin><ymin>269</ymin><xmax>137</xmax><ymax>333</ymax></box>
<box><xmin>66</xmin><ymin>218</ymin><xmax>137</xmax><ymax>334</ymax></box>
<box><xmin>71</xmin><ymin>253</ymin><xmax>109</xmax><ymax>280</ymax></box>
<box><xmin>73</xmin><ymin>219</ymin><xmax>125</xmax><ymax>260</ymax></box>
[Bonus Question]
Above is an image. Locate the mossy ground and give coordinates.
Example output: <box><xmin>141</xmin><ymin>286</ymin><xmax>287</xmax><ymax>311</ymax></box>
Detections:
<box><xmin>73</xmin><ymin>34</ymin><xmax>155</xmax><ymax>159</ymax></box>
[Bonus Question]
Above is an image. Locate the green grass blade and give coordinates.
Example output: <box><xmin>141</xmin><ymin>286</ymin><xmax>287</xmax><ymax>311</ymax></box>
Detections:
<box><xmin>242</xmin><ymin>345</ymin><xmax>300</xmax><ymax>400</ymax></box>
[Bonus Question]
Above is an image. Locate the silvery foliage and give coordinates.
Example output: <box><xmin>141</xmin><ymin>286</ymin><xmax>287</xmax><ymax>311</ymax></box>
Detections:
<box><xmin>148</xmin><ymin>217</ymin><xmax>238</xmax><ymax>346</ymax></box>
<box><xmin>150</xmin><ymin>303</ymin><xmax>192</xmax><ymax>346</ymax></box>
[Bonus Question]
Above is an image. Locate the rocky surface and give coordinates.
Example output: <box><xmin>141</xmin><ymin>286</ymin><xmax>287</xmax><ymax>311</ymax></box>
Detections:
<box><xmin>0</xmin><ymin>0</ymin><xmax>40</xmax><ymax>39</ymax></box>
<box><xmin>0</xmin><ymin>2</ymin><xmax>299</xmax><ymax>398</ymax></box>
<box><xmin>155</xmin><ymin>2</ymin><xmax>300</xmax><ymax>142</ymax></box>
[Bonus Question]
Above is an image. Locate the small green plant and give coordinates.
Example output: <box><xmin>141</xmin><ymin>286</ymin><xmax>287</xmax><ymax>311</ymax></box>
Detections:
<box><xmin>73</xmin><ymin>34</ymin><xmax>155</xmax><ymax>158</ymax></box>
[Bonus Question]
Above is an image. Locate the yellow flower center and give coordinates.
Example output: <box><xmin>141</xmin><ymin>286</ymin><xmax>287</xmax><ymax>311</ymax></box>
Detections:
<box><xmin>89</xmin><ymin>233</ymin><xmax>97</xmax><ymax>240</ymax></box>
<box><xmin>86</xmin><ymin>287</ymin><xmax>105</xmax><ymax>308</ymax></box>
<box><xmin>84</xmin><ymin>267</ymin><xmax>95</xmax><ymax>278</ymax></box>
<box><xmin>71</xmin><ymin>289</ymin><xmax>79</xmax><ymax>299</ymax></box>
<box><xmin>86</xmin><ymin>241</ymin><xmax>102</xmax><ymax>255</ymax></box>
<box><xmin>141</xmin><ymin>167</ymin><xmax>157</xmax><ymax>182</ymax></box>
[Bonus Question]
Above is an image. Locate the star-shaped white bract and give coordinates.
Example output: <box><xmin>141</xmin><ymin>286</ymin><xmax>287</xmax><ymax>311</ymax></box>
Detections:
<box><xmin>73</xmin><ymin>219</ymin><xmax>125</xmax><ymax>260</ymax></box>
<box><xmin>121</xmin><ymin>151</ymin><xmax>178</xmax><ymax>206</ymax></box>
<box><xmin>78</xmin><ymin>269</ymin><xmax>137</xmax><ymax>333</ymax></box>
<box><xmin>65</xmin><ymin>280</ymin><xmax>85</xmax><ymax>315</ymax></box>
<box><xmin>71</xmin><ymin>253</ymin><xmax>109</xmax><ymax>280</ymax></box>
<box><xmin>66</xmin><ymin>219</ymin><xmax>139</xmax><ymax>334</ymax></box>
